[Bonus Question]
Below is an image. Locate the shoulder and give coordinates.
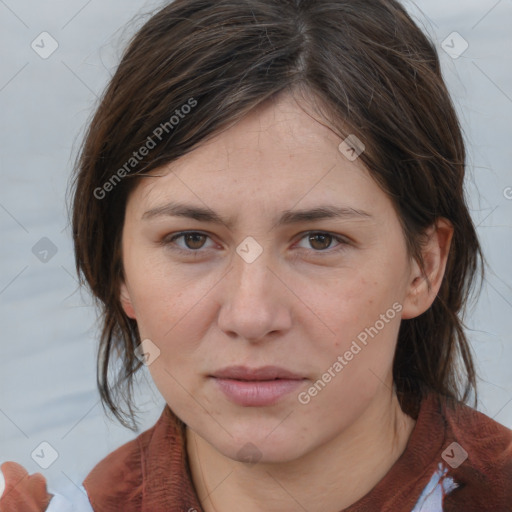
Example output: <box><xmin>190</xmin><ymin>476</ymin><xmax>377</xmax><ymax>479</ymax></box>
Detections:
<box><xmin>437</xmin><ymin>395</ymin><xmax>512</xmax><ymax>508</ymax></box>
<box><xmin>82</xmin><ymin>406</ymin><xmax>177</xmax><ymax>512</ymax></box>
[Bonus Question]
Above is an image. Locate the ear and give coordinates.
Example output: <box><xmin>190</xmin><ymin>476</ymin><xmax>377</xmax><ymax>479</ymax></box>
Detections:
<box><xmin>401</xmin><ymin>218</ymin><xmax>454</xmax><ymax>320</ymax></box>
<box><xmin>120</xmin><ymin>281</ymin><xmax>137</xmax><ymax>319</ymax></box>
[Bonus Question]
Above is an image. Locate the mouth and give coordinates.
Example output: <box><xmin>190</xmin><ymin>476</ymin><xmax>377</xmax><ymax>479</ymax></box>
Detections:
<box><xmin>211</xmin><ymin>365</ymin><xmax>305</xmax><ymax>381</ymax></box>
<box><xmin>210</xmin><ymin>365</ymin><xmax>307</xmax><ymax>406</ymax></box>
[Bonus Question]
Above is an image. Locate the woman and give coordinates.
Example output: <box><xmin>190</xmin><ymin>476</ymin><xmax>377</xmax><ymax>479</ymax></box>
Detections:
<box><xmin>1</xmin><ymin>0</ymin><xmax>511</xmax><ymax>510</ymax></box>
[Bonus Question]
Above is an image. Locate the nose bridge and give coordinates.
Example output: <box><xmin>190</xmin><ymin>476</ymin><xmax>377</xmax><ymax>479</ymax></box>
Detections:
<box><xmin>230</xmin><ymin>242</ymin><xmax>277</xmax><ymax>305</ymax></box>
<box><xmin>231</xmin><ymin>233</ymin><xmax>273</xmax><ymax>289</ymax></box>
<box><xmin>239</xmin><ymin>252</ymin><xmax>275</xmax><ymax>296</ymax></box>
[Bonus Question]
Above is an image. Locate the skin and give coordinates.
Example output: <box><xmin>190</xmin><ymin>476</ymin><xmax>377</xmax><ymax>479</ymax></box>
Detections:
<box><xmin>120</xmin><ymin>91</ymin><xmax>453</xmax><ymax>512</ymax></box>
<box><xmin>0</xmin><ymin>462</ymin><xmax>52</xmax><ymax>511</ymax></box>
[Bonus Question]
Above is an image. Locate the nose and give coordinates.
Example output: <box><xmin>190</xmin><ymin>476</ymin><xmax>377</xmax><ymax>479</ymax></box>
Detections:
<box><xmin>217</xmin><ymin>249</ymin><xmax>293</xmax><ymax>342</ymax></box>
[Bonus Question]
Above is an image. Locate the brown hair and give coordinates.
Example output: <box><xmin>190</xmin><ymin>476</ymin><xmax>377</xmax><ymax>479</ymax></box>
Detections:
<box><xmin>70</xmin><ymin>0</ymin><xmax>483</xmax><ymax>430</ymax></box>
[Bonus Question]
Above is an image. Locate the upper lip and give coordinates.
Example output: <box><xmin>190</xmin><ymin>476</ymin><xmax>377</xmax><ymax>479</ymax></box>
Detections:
<box><xmin>211</xmin><ymin>365</ymin><xmax>305</xmax><ymax>381</ymax></box>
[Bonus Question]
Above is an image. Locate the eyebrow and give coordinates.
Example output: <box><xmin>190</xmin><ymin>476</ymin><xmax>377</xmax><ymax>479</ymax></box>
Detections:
<box><xmin>142</xmin><ymin>201</ymin><xmax>373</xmax><ymax>229</ymax></box>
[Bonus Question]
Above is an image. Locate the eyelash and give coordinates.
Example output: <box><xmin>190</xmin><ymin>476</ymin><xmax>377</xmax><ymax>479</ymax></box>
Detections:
<box><xmin>161</xmin><ymin>231</ymin><xmax>350</xmax><ymax>257</ymax></box>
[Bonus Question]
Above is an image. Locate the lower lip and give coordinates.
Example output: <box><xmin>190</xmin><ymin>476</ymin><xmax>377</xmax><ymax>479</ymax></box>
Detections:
<box><xmin>212</xmin><ymin>377</ymin><xmax>305</xmax><ymax>407</ymax></box>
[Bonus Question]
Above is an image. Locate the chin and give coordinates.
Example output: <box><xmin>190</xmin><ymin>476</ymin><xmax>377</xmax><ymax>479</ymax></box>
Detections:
<box><xmin>209</xmin><ymin>425</ymin><xmax>311</xmax><ymax>466</ymax></box>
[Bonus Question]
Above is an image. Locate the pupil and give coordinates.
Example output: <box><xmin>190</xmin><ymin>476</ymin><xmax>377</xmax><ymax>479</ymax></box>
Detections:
<box><xmin>310</xmin><ymin>233</ymin><xmax>330</xmax><ymax>250</ymax></box>
<box><xmin>186</xmin><ymin>234</ymin><xmax>204</xmax><ymax>249</ymax></box>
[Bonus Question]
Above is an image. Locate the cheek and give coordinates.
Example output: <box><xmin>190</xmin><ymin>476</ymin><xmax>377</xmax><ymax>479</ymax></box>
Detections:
<box><xmin>307</xmin><ymin>271</ymin><xmax>403</xmax><ymax>382</ymax></box>
<box><xmin>314</xmin><ymin>269</ymin><xmax>402</xmax><ymax>337</ymax></box>
<box><xmin>309</xmin><ymin>303</ymin><xmax>401</xmax><ymax>411</ymax></box>
<box><xmin>123</xmin><ymin>249</ymin><xmax>203</xmax><ymax>338</ymax></box>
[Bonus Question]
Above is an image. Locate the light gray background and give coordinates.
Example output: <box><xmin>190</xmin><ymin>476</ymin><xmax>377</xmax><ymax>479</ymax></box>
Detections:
<box><xmin>0</xmin><ymin>0</ymin><xmax>511</xmax><ymax>497</ymax></box>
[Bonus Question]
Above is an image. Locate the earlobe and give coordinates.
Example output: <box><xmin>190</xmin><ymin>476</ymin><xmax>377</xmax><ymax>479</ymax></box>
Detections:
<box><xmin>120</xmin><ymin>282</ymin><xmax>137</xmax><ymax>319</ymax></box>
<box><xmin>401</xmin><ymin>219</ymin><xmax>454</xmax><ymax>320</ymax></box>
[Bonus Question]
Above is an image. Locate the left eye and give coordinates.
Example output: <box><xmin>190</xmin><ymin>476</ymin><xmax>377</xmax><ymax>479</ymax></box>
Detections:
<box><xmin>163</xmin><ymin>231</ymin><xmax>347</xmax><ymax>253</ymax></box>
<box><xmin>295</xmin><ymin>232</ymin><xmax>347</xmax><ymax>252</ymax></box>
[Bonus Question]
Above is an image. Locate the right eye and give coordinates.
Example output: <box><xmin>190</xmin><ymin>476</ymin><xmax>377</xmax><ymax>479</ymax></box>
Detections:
<box><xmin>161</xmin><ymin>231</ymin><xmax>217</xmax><ymax>254</ymax></box>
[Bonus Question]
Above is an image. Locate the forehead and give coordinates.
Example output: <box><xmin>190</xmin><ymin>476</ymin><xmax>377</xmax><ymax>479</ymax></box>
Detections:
<box><xmin>129</xmin><ymin>93</ymin><xmax>391</xmax><ymax>222</ymax></box>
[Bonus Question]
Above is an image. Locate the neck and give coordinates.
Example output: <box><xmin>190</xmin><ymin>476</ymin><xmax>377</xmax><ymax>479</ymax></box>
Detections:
<box><xmin>186</xmin><ymin>388</ymin><xmax>416</xmax><ymax>512</ymax></box>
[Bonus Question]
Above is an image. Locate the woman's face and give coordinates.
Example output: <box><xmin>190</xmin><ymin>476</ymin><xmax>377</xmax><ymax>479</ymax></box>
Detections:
<box><xmin>120</xmin><ymin>93</ymin><xmax>423</xmax><ymax>463</ymax></box>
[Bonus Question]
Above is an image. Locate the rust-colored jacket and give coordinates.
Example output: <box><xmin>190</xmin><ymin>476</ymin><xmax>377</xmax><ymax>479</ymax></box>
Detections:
<box><xmin>82</xmin><ymin>392</ymin><xmax>512</xmax><ymax>511</ymax></box>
